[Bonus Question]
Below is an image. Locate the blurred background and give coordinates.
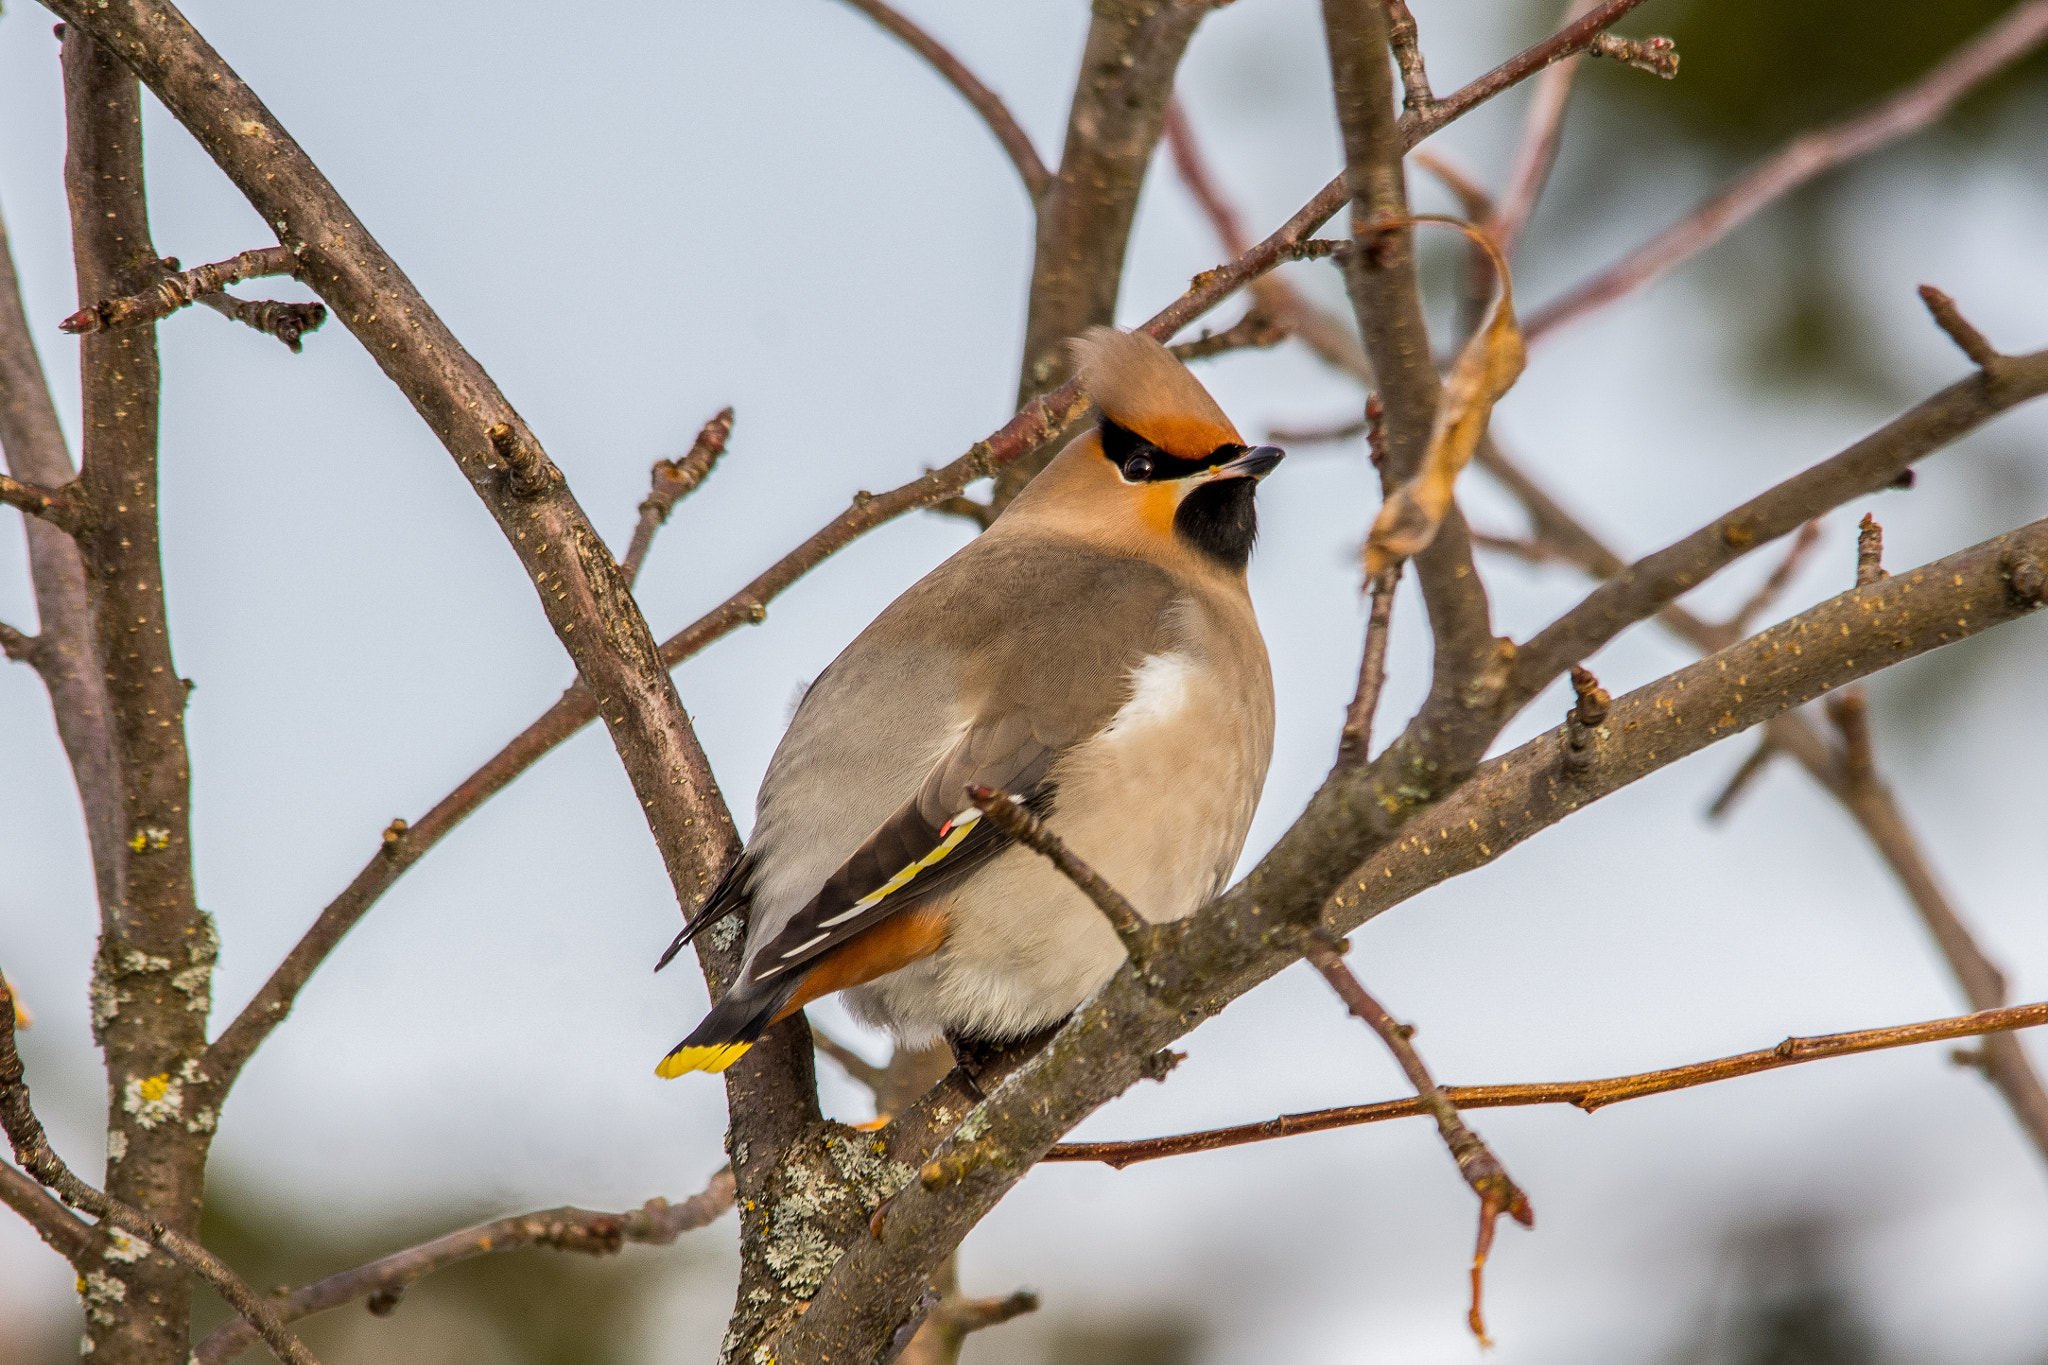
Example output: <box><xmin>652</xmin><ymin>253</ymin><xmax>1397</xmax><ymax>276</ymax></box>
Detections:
<box><xmin>3</xmin><ymin>0</ymin><xmax>2046</xmax><ymax>1361</ymax></box>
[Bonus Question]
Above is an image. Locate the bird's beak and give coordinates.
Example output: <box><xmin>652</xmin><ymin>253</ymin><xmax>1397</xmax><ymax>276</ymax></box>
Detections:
<box><xmin>1207</xmin><ymin>445</ymin><xmax>1285</xmax><ymax>482</ymax></box>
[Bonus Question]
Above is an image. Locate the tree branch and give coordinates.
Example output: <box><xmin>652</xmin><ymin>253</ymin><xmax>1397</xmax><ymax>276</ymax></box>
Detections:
<box><xmin>1398</xmin><ymin>0</ymin><xmax>1662</xmax><ymax>145</ymax></box>
<box><xmin>1919</xmin><ymin>284</ymin><xmax>2006</xmax><ymax>374</ymax></box>
<box><xmin>191</xmin><ymin>290</ymin><xmax>327</xmax><ymax>352</ymax></box>
<box><xmin>1476</xmin><ymin>438</ymin><xmax>2048</xmax><ymax>1165</ymax></box>
<box><xmin>1</xmin><ymin>976</ymin><xmax>318</xmax><ymax>1365</ymax></box>
<box><xmin>0</xmin><ymin>203</ymin><xmax>123</xmax><ymax>917</ymax></box>
<box><xmin>620</xmin><ymin>406</ymin><xmax>733</xmax><ymax>589</ymax></box>
<box><xmin>833</xmin><ymin>0</ymin><xmax>1050</xmax><ymax>204</ymax></box>
<box><xmin>1164</xmin><ymin>98</ymin><xmax>1374</xmax><ymax>383</ymax></box>
<box><xmin>1493</xmin><ymin>0</ymin><xmax>1603</xmax><ymax>255</ymax></box>
<box><xmin>59</xmin><ymin>244</ymin><xmax>297</xmax><ymax>334</ymax></box>
<box><xmin>1304</xmin><ymin>933</ymin><xmax>1531</xmax><ymax>1343</ymax></box>
<box><xmin>1523</xmin><ymin>1</ymin><xmax>2048</xmax><ymax>342</ymax></box>
<box><xmin>1044</xmin><ymin>1001</ymin><xmax>2048</xmax><ymax>1167</ymax></box>
<box><xmin>775</xmin><ymin>518</ymin><xmax>2048</xmax><ymax>1364</ymax></box>
<box><xmin>995</xmin><ymin>0</ymin><xmax>1216</xmax><ymax>511</ymax></box>
<box><xmin>1509</xmin><ymin>348</ymin><xmax>2048</xmax><ymax>710</ymax></box>
<box><xmin>60</xmin><ymin>29</ymin><xmax>225</xmax><ymax>1360</ymax></box>
<box><xmin>191</xmin><ymin>1170</ymin><xmax>737</xmax><ymax>1365</ymax></box>
<box><xmin>1822</xmin><ymin>690</ymin><xmax>2048</xmax><ymax>1163</ymax></box>
<box><xmin>1336</xmin><ymin>567</ymin><xmax>1397</xmax><ymax>767</ymax></box>
<box><xmin>968</xmin><ymin>786</ymin><xmax>1157</xmax><ymax>966</ymax></box>
<box><xmin>200</xmin><ymin>136</ymin><xmax>1362</xmax><ymax>1102</ymax></box>
<box><xmin>1</xmin><ymin>1158</ymin><xmax>97</xmax><ymax>1268</ymax></box>
<box><xmin>0</xmin><ymin>470</ymin><xmax>82</xmax><ymax>531</ymax></box>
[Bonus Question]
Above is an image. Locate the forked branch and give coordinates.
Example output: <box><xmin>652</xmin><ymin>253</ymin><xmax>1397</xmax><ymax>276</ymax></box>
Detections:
<box><xmin>1</xmin><ymin>978</ymin><xmax>318</xmax><ymax>1365</ymax></box>
<box><xmin>191</xmin><ymin>1170</ymin><xmax>737</xmax><ymax>1365</ymax></box>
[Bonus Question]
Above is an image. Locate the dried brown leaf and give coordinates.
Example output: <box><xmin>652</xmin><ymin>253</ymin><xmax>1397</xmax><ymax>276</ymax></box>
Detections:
<box><xmin>1364</xmin><ymin>217</ymin><xmax>1527</xmax><ymax>579</ymax></box>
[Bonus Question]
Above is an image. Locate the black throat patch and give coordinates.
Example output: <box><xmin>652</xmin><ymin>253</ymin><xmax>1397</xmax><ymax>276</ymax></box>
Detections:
<box><xmin>1173</xmin><ymin>476</ymin><xmax>1258</xmax><ymax>570</ymax></box>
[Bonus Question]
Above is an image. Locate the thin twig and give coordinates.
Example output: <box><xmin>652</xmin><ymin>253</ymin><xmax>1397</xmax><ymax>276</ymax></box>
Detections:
<box><xmin>1705</xmin><ymin>734</ymin><xmax>1779</xmax><ymax>822</ymax></box>
<box><xmin>1167</xmin><ymin>307</ymin><xmax>1290</xmax><ymax>363</ymax></box>
<box><xmin>1493</xmin><ymin>0</ymin><xmax>1603</xmax><ymax>254</ymax></box>
<box><xmin>0</xmin><ymin>977</ymin><xmax>318</xmax><ymax>1365</ymax></box>
<box><xmin>1044</xmin><ymin>1000</ymin><xmax>2048</xmax><ymax>1168</ymax></box>
<box><xmin>967</xmin><ymin>786</ymin><xmax>1155</xmax><ymax>964</ymax></box>
<box><xmin>1399</xmin><ymin>0</ymin><xmax>1662</xmax><ymax>145</ymax></box>
<box><xmin>191</xmin><ymin>1170</ymin><xmax>736</xmax><ymax>1365</ymax></box>
<box><xmin>1918</xmin><ymin>285</ymin><xmax>2006</xmax><ymax>372</ymax></box>
<box><xmin>1855</xmin><ymin>511</ymin><xmax>1886</xmax><ymax>587</ymax></box>
<box><xmin>1384</xmin><ymin>0</ymin><xmax>1435</xmax><ymax>113</ymax></box>
<box><xmin>1165</xmin><ymin>99</ymin><xmax>1373</xmax><ymax>382</ymax></box>
<box><xmin>811</xmin><ymin>1022</ymin><xmax>889</xmax><ymax>1098</ymax></box>
<box><xmin>1473</xmin><ymin>439</ymin><xmax>2048</xmax><ymax>1164</ymax></box>
<box><xmin>60</xmin><ymin>246</ymin><xmax>299</xmax><ymax>335</ymax></box>
<box><xmin>1585</xmin><ymin>31</ymin><xmax>1679</xmax><ymax>79</ymax></box>
<box><xmin>1305</xmin><ymin>933</ymin><xmax>1531</xmax><ymax>1344</ymax></box>
<box><xmin>1725</xmin><ymin>520</ymin><xmax>1823</xmax><ymax>637</ymax></box>
<box><xmin>833</xmin><ymin>0</ymin><xmax>1050</xmax><ymax>203</ymax></box>
<box><xmin>1337</xmin><ymin>569</ymin><xmax>1398</xmax><ymax>767</ymax></box>
<box><xmin>1525</xmin><ymin>1</ymin><xmax>2048</xmax><ymax>341</ymax></box>
<box><xmin>620</xmin><ymin>407</ymin><xmax>734</xmax><ymax>588</ymax></box>
<box><xmin>1266</xmin><ymin>417</ymin><xmax>1368</xmax><ymax>445</ymax></box>
<box><xmin>0</xmin><ymin>472</ymin><xmax>81</xmax><ymax>532</ymax></box>
<box><xmin>192</xmin><ymin>291</ymin><xmax>327</xmax><ymax>353</ymax></box>
<box><xmin>1</xmin><ymin>1159</ymin><xmax>96</xmax><ymax>1267</ymax></box>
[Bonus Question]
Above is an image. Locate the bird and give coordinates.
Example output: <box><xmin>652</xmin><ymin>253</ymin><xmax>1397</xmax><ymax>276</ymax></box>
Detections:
<box><xmin>654</xmin><ymin>326</ymin><xmax>1282</xmax><ymax>1076</ymax></box>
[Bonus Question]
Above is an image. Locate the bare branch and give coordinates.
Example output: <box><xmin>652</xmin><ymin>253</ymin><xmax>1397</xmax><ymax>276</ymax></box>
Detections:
<box><xmin>1400</xmin><ymin>0</ymin><xmax>1663</xmax><ymax>145</ymax></box>
<box><xmin>191</xmin><ymin>291</ymin><xmax>327</xmax><ymax>353</ymax></box>
<box><xmin>1164</xmin><ymin>100</ymin><xmax>1373</xmax><ymax>382</ymax></box>
<box><xmin>811</xmin><ymin>1022</ymin><xmax>888</xmax><ymax>1098</ymax></box>
<box><xmin>1336</xmin><ymin>568</ymin><xmax>1398</xmax><ymax>767</ymax></box>
<box><xmin>968</xmin><ymin>786</ymin><xmax>1156</xmax><ymax>966</ymax></box>
<box><xmin>1918</xmin><ymin>284</ymin><xmax>2006</xmax><ymax>373</ymax></box>
<box><xmin>996</xmin><ymin>0</ymin><xmax>1216</xmax><ymax>510</ymax></box>
<box><xmin>1</xmin><ymin>977</ymin><xmax>318</xmax><ymax>1365</ymax></box>
<box><xmin>1167</xmin><ymin>307</ymin><xmax>1290</xmax><ymax>363</ymax></box>
<box><xmin>1725</xmin><ymin>520</ymin><xmax>1822</xmax><ymax>637</ymax></box>
<box><xmin>783</xmin><ymin>518</ymin><xmax>2048</xmax><ymax>1365</ymax></box>
<box><xmin>0</xmin><ymin>471</ymin><xmax>81</xmax><ymax>532</ymax></box>
<box><xmin>0</xmin><ymin>201</ymin><xmax>123</xmax><ymax>916</ymax></box>
<box><xmin>620</xmin><ymin>406</ymin><xmax>733</xmax><ymax>588</ymax></box>
<box><xmin>0</xmin><ymin>620</ymin><xmax>36</xmax><ymax>664</ymax></box>
<box><xmin>1383</xmin><ymin>0</ymin><xmax>1435</xmax><ymax>113</ymax></box>
<box><xmin>1525</xmin><ymin>2</ymin><xmax>2048</xmax><ymax>342</ymax></box>
<box><xmin>1585</xmin><ymin>31</ymin><xmax>1679</xmax><ymax>79</ymax></box>
<box><xmin>60</xmin><ymin>245</ymin><xmax>297</xmax><ymax>334</ymax></box>
<box><xmin>834</xmin><ymin>0</ymin><xmax>1050</xmax><ymax>204</ymax></box>
<box><xmin>1045</xmin><ymin>1001</ymin><xmax>2048</xmax><ymax>1168</ymax></box>
<box><xmin>1493</xmin><ymin>0</ymin><xmax>1603</xmax><ymax>255</ymax></box>
<box><xmin>1508</xmin><ymin>348</ymin><xmax>2048</xmax><ymax>710</ymax></box>
<box><xmin>1705</xmin><ymin>734</ymin><xmax>1779</xmax><ymax>822</ymax></box>
<box><xmin>1305</xmin><ymin>933</ymin><xmax>1531</xmax><ymax>1344</ymax></box>
<box><xmin>1475</xmin><ymin>443</ymin><xmax>2048</xmax><ymax>1164</ymax></box>
<box><xmin>1</xmin><ymin>1159</ymin><xmax>96</xmax><ymax>1268</ymax></box>
<box><xmin>191</xmin><ymin>1170</ymin><xmax>736</xmax><ymax>1365</ymax></box>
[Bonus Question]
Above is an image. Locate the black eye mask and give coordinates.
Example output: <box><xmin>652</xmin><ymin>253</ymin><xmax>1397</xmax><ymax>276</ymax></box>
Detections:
<box><xmin>1099</xmin><ymin>417</ymin><xmax>1245</xmax><ymax>483</ymax></box>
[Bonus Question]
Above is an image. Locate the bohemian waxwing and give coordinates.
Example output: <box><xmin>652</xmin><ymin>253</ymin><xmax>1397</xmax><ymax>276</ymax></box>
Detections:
<box><xmin>655</xmin><ymin>326</ymin><xmax>1282</xmax><ymax>1076</ymax></box>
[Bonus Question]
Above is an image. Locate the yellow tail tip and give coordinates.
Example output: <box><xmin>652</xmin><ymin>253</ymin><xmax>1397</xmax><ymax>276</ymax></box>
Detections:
<box><xmin>656</xmin><ymin>1042</ymin><xmax>753</xmax><ymax>1078</ymax></box>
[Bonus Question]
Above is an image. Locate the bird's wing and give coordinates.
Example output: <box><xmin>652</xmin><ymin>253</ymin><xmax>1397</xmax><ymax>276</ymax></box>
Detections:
<box><xmin>735</xmin><ymin>711</ymin><xmax>1056</xmax><ymax>990</ymax></box>
<box><xmin>653</xmin><ymin>849</ymin><xmax>756</xmax><ymax>971</ymax></box>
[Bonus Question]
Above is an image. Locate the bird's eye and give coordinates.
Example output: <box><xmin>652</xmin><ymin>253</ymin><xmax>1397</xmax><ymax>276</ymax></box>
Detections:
<box><xmin>1122</xmin><ymin>453</ymin><xmax>1154</xmax><ymax>482</ymax></box>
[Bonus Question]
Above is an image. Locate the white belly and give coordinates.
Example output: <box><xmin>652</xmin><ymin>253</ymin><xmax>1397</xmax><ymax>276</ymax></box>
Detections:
<box><xmin>845</xmin><ymin>645</ymin><xmax>1273</xmax><ymax>1044</ymax></box>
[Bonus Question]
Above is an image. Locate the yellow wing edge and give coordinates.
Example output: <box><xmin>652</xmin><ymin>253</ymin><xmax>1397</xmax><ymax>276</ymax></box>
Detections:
<box><xmin>655</xmin><ymin>1041</ymin><xmax>753</xmax><ymax>1078</ymax></box>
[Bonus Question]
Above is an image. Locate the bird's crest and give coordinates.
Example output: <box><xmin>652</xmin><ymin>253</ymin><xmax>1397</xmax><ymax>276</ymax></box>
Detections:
<box><xmin>1069</xmin><ymin>326</ymin><xmax>1242</xmax><ymax>460</ymax></box>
